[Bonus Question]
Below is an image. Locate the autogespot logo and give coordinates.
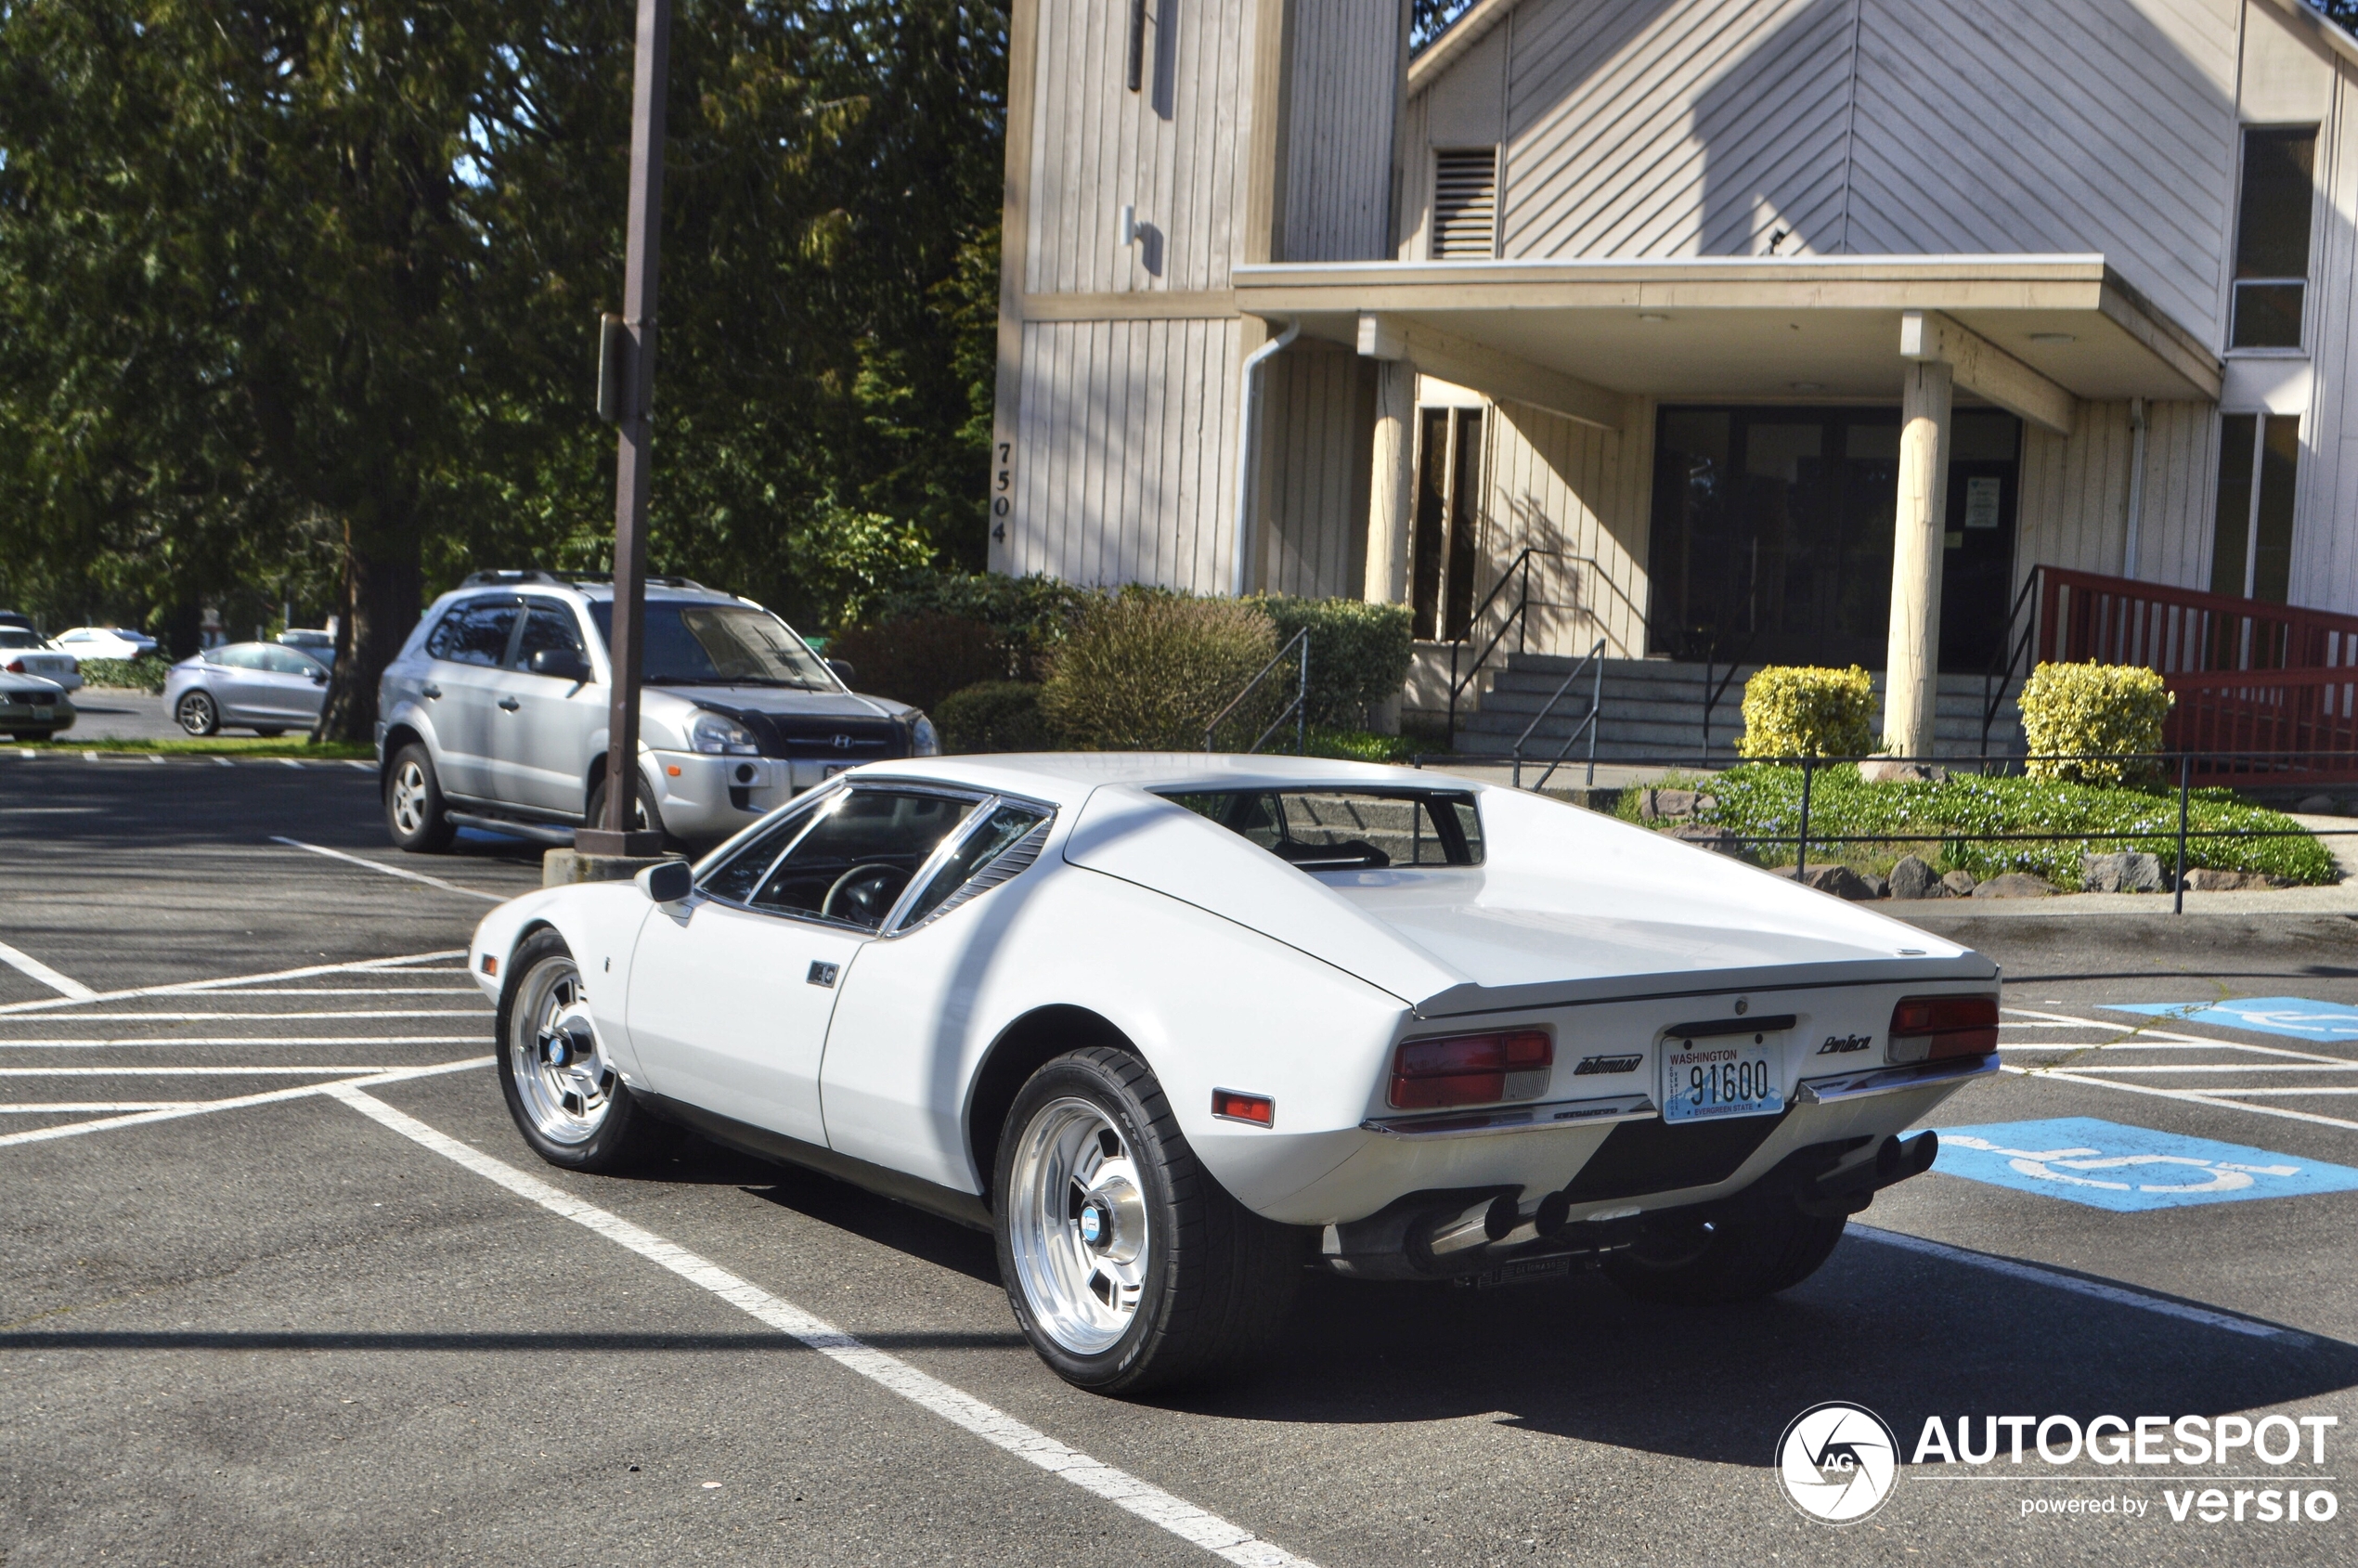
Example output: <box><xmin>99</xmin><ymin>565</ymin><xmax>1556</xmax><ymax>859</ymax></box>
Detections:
<box><xmin>1778</xmin><ymin>1402</ymin><xmax>1901</xmax><ymax>1524</ymax></box>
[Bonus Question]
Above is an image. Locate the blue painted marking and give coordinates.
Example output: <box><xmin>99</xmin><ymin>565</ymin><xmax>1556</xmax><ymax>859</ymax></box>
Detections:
<box><xmin>2104</xmin><ymin>996</ymin><xmax>2358</xmax><ymax>1041</ymax></box>
<box><xmin>1930</xmin><ymin>1117</ymin><xmax>2358</xmax><ymax>1212</ymax></box>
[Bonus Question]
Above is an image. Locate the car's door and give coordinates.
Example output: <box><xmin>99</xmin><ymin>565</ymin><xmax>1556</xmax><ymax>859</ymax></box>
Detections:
<box><xmin>491</xmin><ymin>598</ymin><xmax>602</xmax><ymax>813</ymax></box>
<box><xmin>249</xmin><ymin>645</ymin><xmax>330</xmax><ymax>724</ymax></box>
<box><xmin>204</xmin><ymin>645</ymin><xmax>273</xmax><ymax>723</ymax></box>
<box><xmin>418</xmin><ymin>596</ymin><xmax>521</xmax><ymax>797</ymax></box>
<box><xmin>624</xmin><ymin>784</ymin><xmax>981</xmax><ymax>1148</ymax></box>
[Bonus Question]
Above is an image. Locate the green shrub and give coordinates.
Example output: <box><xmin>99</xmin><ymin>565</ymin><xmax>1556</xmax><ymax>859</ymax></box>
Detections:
<box><xmin>935</xmin><ymin>681</ymin><xmax>1060</xmax><ymax>753</ymax></box>
<box><xmin>1684</xmin><ymin>763</ymin><xmax>2337</xmax><ymax>887</ymax></box>
<box><xmin>874</xmin><ymin>571</ymin><xmax>1091</xmax><ymax>678</ymax></box>
<box><xmin>75</xmin><ymin>655</ymin><xmax>171</xmax><ymax>693</ymax></box>
<box><xmin>2019</xmin><ymin>660</ymin><xmax>2173</xmax><ymax>786</ymax></box>
<box><xmin>1245</xmin><ymin>594</ymin><xmax>1415</xmax><ymax>728</ymax></box>
<box><xmin>827</xmin><ymin>612</ymin><xmax>1006</xmax><ymax>712</ymax></box>
<box><xmin>1303</xmin><ymin>727</ymin><xmax>1419</xmax><ymax>764</ymax></box>
<box><xmin>1043</xmin><ymin>595</ymin><xmax>1278</xmax><ymax>751</ymax></box>
<box><xmin>1737</xmin><ymin>665</ymin><xmax>1875</xmax><ymax>758</ymax></box>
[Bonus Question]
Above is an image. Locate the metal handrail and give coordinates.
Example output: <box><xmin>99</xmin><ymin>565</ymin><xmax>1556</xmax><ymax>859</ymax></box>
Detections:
<box><xmin>1204</xmin><ymin>627</ymin><xmax>1309</xmax><ymax>755</ymax></box>
<box><xmin>1509</xmin><ymin>638</ymin><xmax>1607</xmax><ymax>792</ymax></box>
<box><xmin>1444</xmin><ymin>550</ymin><xmax>1643</xmax><ymax>742</ymax></box>
<box><xmin>1696</xmin><ymin>626</ymin><xmax>1758</xmax><ymax>767</ymax></box>
<box><xmin>1980</xmin><ymin>566</ymin><xmax>2042</xmax><ymax>758</ymax></box>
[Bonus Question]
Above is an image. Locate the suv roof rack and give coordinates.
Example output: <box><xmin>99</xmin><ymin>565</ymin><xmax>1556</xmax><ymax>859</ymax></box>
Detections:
<box><xmin>459</xmin><ymin>569</ymin><xmax>710</xmax><ymax>592</ymax></box>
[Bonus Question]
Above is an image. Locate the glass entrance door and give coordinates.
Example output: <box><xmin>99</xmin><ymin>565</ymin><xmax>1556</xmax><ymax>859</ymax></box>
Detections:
<box><xmin>1647</xmin><ymin>406</ymin><xmax>2019</xmax><ymax>672</ymax></box>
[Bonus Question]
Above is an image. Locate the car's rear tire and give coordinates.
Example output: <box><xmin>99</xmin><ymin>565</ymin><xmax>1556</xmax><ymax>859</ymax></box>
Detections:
<box><xmin>496</xmin><ymin>929</ymin><xmax>679</xmax><ymax>1173</ymax></box>
<box><xmin>1602</xmin><ymin>1188</ymin><xmax>1847</xmax><ymax>1304</ymax></box>
<box><xmin>383</xmin><ymin>743</ymin><xmax>458</xmax><ymax>853</ymax></box>
<box><xmin>175</xmin><ymin>691</ymin><xmax>219</xmax><ymax>736</ymax></box>
<box><xmin>993</xmin><ymin>1046</ymin><xmax>1303</xmax><ymax>1395</ymax></box>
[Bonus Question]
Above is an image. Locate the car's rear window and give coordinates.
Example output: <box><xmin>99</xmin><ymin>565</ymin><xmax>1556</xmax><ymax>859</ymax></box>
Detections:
<box><xmin>1158</xmin><ymin>788</ymin><xmax>1483</xmax><ymax>869</ymax></box>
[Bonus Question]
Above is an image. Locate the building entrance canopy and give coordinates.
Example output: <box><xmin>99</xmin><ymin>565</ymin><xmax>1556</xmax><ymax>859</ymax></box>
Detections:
<box><xmin>1234</xmin><ymin>253</ymin><xmax>2222</xmax><ymax>435</ymax></box>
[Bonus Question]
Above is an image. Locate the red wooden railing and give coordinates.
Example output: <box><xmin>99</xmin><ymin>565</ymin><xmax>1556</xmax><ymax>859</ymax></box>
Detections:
<box><xmin>2029</xmin><ymin>566</ymin><xmax>2358</xmax><ymax>784</ymax></box>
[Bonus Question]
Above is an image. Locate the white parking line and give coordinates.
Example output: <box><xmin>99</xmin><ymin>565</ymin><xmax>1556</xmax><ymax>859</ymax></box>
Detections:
<box><xmin>213</xmin><ymin>757</ymin><xmax>234</xmax><ymax>768</ymax></box>
<box><xmin>330</xmin><ymin>1087</ymin><xmax>1318</xmax><ymax>1568</ymax></box>
<box><xmin>1850</xmin><ymin>1225</ymin><xmax>2300</xmax><ymax>1341</ymax></box>
<box><xmin>0</xmin><ymin>1036</ymin><xmax>489</xmax><ymax>1049</ymax></box>
<box><xmin>0</xmin><ymin>1066</ymin><xmax>414</xmax><ymax>1077</ymax></box>
<box><xmin>0</xmin><ymin>1057</ymin><xmax>491</xmax><ymax>1147</ymax></box>
<box><xmin>0</xmin><ymin>1010</ymin><xmax>492</xmax><ymax>1022</ymax></box>
<box><xmin>0</xmin><ymin>951</ymin><xmax>465</xmax><ymax>1017</ymax></box>
<box><xmin>268</xmin><ymin>837</ymin><xmax>505</xmax><ymax>902</ymax></box>
<box><xmin>0</xmin><ymin>940</ymin><xmax>95</xmax><ymax>1002</ymax></box>
<box><xmin>2007</xmin><ymin>1065</ymin><xmax>2358</xmax><ymax>1134</ymax></box>
<box><xmin>0</xmin><ymin>1103</ymin><xmax>210</xmax><ymax>1114</ymax></box>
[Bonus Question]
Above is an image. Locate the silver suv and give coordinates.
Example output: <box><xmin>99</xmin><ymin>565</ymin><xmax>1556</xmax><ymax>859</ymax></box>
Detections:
<box><xmin>375</xmin><ymin>572</ymin><xmax>937</xmax><ymax>852</ymax></box>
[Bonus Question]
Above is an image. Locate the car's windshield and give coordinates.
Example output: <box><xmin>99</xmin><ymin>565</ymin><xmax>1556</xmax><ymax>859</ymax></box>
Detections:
<box><xmin>1159</xmin><ymin>788</ymin><xmax>1483</xmax><ymax>869</ymax></box>
<box><xmin>0</xmin><ymin>630</ymin><xmax>41</xmax><ymax>649</ymax></box>
<box><xmin>587</xmin><ymin>602</ymin><xmax>837</xmax><ymax>690</ymax></box>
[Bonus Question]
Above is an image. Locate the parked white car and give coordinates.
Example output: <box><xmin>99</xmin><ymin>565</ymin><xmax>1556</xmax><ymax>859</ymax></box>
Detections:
<box><xmin>378</xmin><ymin>572</ymin><xmax>935</xmax><ymax>852</ymax></box>
<box><xmin>48</xmin><ymin>627</ymin><xmax>157</xmax><ymax>663</ymax></box>
<box><xmin>468</xmin><ymin>755</ymin><xmax>2000</xmax><ymax>1393</ymax></box>
<box><xmin>0</xmin><ymin>628</ymin><xmax>81</xmax><ymax>693</ymax></box>
<box><xmin>0</xmin><ymin>670</ymin><xmax>74</xmax><ymax>740</ymax></box>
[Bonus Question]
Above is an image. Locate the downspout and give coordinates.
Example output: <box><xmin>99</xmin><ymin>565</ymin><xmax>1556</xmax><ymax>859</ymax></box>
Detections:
<box><xmin>1230</xmin><ymin>317</ymin><xmax>1301</xmax><ymax>598</ymax></box>
<box><xmin>2122</xmin><ymin>396</ymin><xmax>2148</xmax><ymax>579</ymax></box>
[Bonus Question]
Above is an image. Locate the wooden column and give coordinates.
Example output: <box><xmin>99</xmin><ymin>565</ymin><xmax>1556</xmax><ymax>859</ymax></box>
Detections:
<box><xmin>1364</xmin><ymin>358</ymin><xmax>1416</xmax><ymax>603</ymax></box>
<box><xmin>1884</xmin><ymin>357</ymin><xmax>1952</xmax><ymax>757</ymax></box>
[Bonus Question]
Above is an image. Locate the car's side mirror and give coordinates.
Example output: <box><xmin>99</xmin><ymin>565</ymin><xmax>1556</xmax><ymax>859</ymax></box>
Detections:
<box><xmin>531</xmin><ymin>648</ymin><xmax>591</xmax><ymax>682</ymax></box>
<box><xmin>311</xmin><ymin>668</ymin><xmax>328</xmax><ymax>684</ymax></box>
<box><xmin>825</xmin><ymin>657</ymin><xmax>856</xmax><ymax>686</ymax></box>
<box><xmin>636</xmin><ymin>860</ymin><xmax>693</xmax><ymax>904</ymax></box>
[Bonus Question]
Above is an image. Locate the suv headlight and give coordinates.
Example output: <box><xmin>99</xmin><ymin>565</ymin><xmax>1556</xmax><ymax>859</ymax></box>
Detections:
<box><xmin>688</xmin><ymin>711</ymin><xmax>760</xmax><ymax>756</ymax></box>
<box><xmin>911</xmin><ymin>713</ymin><xmax>940</xmax><ymax>757</ymax></box>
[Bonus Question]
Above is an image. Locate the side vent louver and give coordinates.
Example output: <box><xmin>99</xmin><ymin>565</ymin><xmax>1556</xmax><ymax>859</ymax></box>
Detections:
<box><xmin>1432</xmin><ymin>148</ymin><xmax>1499</xmax><ymax>260</ymax></box>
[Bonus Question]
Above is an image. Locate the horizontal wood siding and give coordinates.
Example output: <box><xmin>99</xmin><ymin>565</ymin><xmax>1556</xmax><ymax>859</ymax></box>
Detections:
<box><xmin>2016</xmin><ymin>398</ymin><xmax>2219</xmax><ymax>594</ymax></box>
<box><xmin>1009</xmin><ymin>317</ymin><xmax>1243</xmax><ymax>593</ymax></box>
<box><xmin>1460</xmin><ymin>390</ymin><xmax>1657</xmax><ymax>658</ymax></box>
<box><xmin>1282</xmin><ymin>1</ymin><xmax>1402</xmax><ymax>263</ymax></box>
<box><xmin>1025</xmin><ymin>0</ymin><xmax>1255</xmax><ymax>295</ymax></box>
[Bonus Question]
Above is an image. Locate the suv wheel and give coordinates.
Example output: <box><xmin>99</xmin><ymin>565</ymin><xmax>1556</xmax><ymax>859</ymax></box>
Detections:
<box><xmin>384</xmin><ymin>743</ymin><xmax>457</xmax><ymax>852</ymax></box>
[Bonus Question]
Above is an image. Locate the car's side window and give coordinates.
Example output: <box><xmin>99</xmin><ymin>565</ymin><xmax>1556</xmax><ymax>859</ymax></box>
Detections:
<box><xmin>745</xmin><ymin>788</ymin><xmax>977</xmax><ymax>931</ymax></box>
<box><xmin>696</xmin><ymin>807</ymin><xmax>818</xmax><ymax>905</ymax></box>
<box><xmin>898</xmin><ymin>802</ymin><xmax>1050</xmax><ymax>930</ymax></box>
<box><xmin>423</xmin><ymin>597</ymin><xmax>519</xmax><ymax>667</ymax></box>
<box><xmin>512</xmin><ymin>602</ymin><xmax>585</xmax><ymax>671</ymax></box>
<box><xmin>261</xmin><ymin>647</ymin><xmax>322</xmax><ymax>677</ymax></box>
<box><xmin>214</xmin><ymin>645</ymin><xmax>266</xmax><ymax>671</ymax></box>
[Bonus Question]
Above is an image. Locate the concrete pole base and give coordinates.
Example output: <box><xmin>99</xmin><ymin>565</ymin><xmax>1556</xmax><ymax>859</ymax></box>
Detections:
<box><xmin>543</xmin><ymin>849</ymin><xmax>684</xmax><ymax>888</ymax></box>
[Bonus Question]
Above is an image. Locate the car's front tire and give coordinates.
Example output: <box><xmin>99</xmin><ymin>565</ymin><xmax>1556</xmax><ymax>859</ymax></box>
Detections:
<box><xmin>383</xmin><ymin>743</ymin><xmax>457</xmax><ymax>852</ymax></box>
<box><xmin>1601</xmin><ymin>1187</ymin><xmax>1846</xmax><ymax>1304</ymax></box>
<box><xmin>993</xmin><ymin>1046</ymin><xmax>1303</xmax><ymax>1395</ymax></box>
<box><xmin>175</xmin><ymin>690</ymin><xmax>220</xmax><ymax>736</ymax></box>
<box><xmin>496</xmin><ymin>929</ymin><xmax>678</xmax><ymax>1173</ymax></box>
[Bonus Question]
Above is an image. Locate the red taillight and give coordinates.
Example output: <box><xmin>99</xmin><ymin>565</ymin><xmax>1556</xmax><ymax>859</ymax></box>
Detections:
<box><xmin>1211</xmin><ymin>1089</ymin><xmax>1274</xmax><ymax>1126</ymax></box>
<box><xmin>1388</xmin><ymin>1029</ymin><xmax>1554</xmax><ymax>1109</ymax></box>
<box><xmin>3</xmin><ymin>659</ymin><xmax>21</xmax><ymax>673</ymax></box>
<box><xmin>1888</xmin><ymin>994</ymin><xmax>2000</xmax><ymax>1062</ymax></box>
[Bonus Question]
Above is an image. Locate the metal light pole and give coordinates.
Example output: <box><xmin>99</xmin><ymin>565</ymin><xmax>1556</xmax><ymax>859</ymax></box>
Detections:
<box><xmin>579</xmin><ymin>0</ymin><xmax>672</xmax><ymax>859</ymax></box>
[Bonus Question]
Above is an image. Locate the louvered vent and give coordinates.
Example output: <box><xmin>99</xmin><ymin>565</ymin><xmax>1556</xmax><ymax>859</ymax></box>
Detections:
<box><xmin>1431</xmin><ymin>148</ymin><xmax>1499</xmax><ymax>259</ymax></box>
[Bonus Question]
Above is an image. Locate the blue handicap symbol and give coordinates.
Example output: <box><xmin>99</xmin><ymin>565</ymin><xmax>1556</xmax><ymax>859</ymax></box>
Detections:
<box><xmin>1929</xmin><ymin>1117</ymin><xmax>2358</xmax><ymax>1212</ymax></box>
<box><xmin>2104</xmin><ymin>996</ymin><xmax>2358</xmax><ymax>1042</ymax></box>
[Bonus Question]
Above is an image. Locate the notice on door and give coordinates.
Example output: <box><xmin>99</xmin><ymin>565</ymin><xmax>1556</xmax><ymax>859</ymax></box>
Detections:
<box><xmin>1963</xmin><ymin>475</ymin><xmax>2002</xmax><ymax>530</ymax></box>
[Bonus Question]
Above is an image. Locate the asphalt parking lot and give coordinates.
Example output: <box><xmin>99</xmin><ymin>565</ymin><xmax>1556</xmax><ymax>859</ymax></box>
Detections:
<box><xmin>4</xmin><ymin>758</ymin><xmax>2355</xmax><ymax>1566</ymax></box>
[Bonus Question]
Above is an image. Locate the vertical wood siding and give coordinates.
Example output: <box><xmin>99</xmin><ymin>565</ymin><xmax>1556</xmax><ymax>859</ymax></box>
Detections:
<box><xmin>2297</xmin><ymin>57</ymin><xmax>2358</xmax><ymax>614</ymax></box>
<box><xmin>1024</xmin><ymin>0</ymin><xmax>1255</xmax><ymax>294</ymax></box>
<box><xmin>1258</xmin><ymin>347</ymin><xmax>1376</xmax><ymax>596</ymax></box>
<box><xmin>1281</xmin><ymin>0</ymin><xmax>1402</xmax><ymax>262</ymax></box>
<box><xmin>2016</xmin><ymin>399</ymin><xmax>2220</xmax><ymax>593</ymax></box>
<box><xmin>1461</xmin><ymin>392</ymin><xmax>1657</xmax><ymax>658</ymax></box>
<box><xmin>1009</xmin><ymin>317</ymin><xmax>1243</xmax><ymax>593</ymax></box>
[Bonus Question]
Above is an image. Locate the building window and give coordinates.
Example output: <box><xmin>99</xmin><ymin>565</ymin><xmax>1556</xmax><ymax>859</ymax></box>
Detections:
<box><xmin>1412</xmin><ymin>408</ymin><xmax>1483</xmax><ymax>640</ymax></box>
<box><xmin>2229</xmin><ymin>127</ymin><xmax>2317</xmax><ymax>351</ymax></box>
<box><xmin>1431</xmin><ymin>148</ymin><xmax>1499</xmax><ymax>260</ymax></box>
<box><xmin>2209</xmin><ymin>412</ymin><xmax>2300</xmax><ymax>603</ymax></box>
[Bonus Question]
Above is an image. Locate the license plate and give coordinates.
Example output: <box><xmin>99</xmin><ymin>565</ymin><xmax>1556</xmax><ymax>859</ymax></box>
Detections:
<box><xmin>1662</xmin><ymin>1040</ymin><xmax>1783</xmax><ymax>1122</ymax></box>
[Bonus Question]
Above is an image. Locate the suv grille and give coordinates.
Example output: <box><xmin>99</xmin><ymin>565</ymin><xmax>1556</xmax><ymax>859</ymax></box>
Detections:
<box><xmin>695</xmin><ymin>704</ymin><xmax>905</xmax><ymax>761</ymax></box>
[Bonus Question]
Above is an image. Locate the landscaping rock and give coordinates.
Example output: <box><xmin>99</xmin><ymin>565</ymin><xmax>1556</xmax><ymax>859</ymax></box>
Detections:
<box><xmin>1941</xmin><ymin>870</ymin><xmax>1978</xmax><ymax>897</ymax></box>
<box><xmin>2297</xmin><ymin>794</ymin><xmax>2342</xmax><ymax>815</ymax></box>
<box><xmin>1971</xmin><ymin>872</ymin><xmax>2059</xmax><ymax>899</ymax></box>
<box><xmin>2183</xmin><ymin>868</ymin><xmax>2296</xmax><ymax>891</ymax></box>
<box><xmin>1795</xmin><ymin>863</ymin><xmax>1880</xmax><ymax>901</ymax></box>
<box><xmin>1886</xmin><ymin>854</ymin><xmax>1948</xmax><ymax>900</ymax></box>
<box><xmin>1668</xmin><ymin>824</ymin><xmax>1746</xmax><ymax>859</ymax></box>
<box><xmin>1858</xmin><ymin>759</ymin><xmax>1948</xmax><ymax>784</ymax></box>
<box><xmin>2081</xmin><ymin>851</ymin><xmax>2167</xmax><ymax>893</ymax></box>
<box><xmin>1641</xmin><ymin>788</ymin><xmax>1716</xmax><ymax>820</ymax></box>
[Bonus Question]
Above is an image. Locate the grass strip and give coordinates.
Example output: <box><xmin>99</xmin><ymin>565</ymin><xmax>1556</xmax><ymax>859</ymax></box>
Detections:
<box><xmin>15</xmin><ymin>737</ymin><xmax>374</xmax><ymax>760</ymax></box>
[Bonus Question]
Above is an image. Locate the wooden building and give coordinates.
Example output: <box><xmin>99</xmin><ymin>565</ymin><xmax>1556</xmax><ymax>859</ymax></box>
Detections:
<box><xmin>988</xmin><ymin>0</ymin><xmax>2358</xmax><ymax>751</ymax></box>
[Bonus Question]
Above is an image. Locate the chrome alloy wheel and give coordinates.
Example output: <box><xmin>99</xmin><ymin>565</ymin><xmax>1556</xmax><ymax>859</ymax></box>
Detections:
<box><xmin>389</xmin><ymin>758</ymin><xmax>434</xmax><ymax>838</ymax></box>
<box><xmin>1005</xmin><ymin>1097</ymin><xmax>1151</xmax><ymax>1355</ymax></box>
<box><xmin>507</xmin><ymin>956</ymin><xmax>614</xmax><ymax>1146</ymax></box>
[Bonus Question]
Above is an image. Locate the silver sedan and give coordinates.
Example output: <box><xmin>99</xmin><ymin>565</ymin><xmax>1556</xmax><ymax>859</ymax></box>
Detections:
<box><xmin>164</xmin><ymin>642</ymin><xmax>330</xmax><ymax>736</ymax></box>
